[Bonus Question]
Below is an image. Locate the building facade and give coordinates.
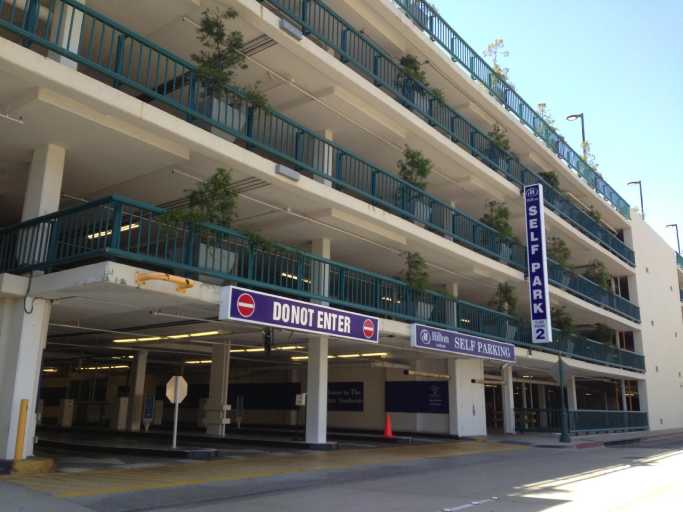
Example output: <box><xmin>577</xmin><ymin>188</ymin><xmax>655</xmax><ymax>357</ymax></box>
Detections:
<box><xmin>0</xmin><ymin>0</ymin><xmax>681</xmax><ymax>461</ymax></box>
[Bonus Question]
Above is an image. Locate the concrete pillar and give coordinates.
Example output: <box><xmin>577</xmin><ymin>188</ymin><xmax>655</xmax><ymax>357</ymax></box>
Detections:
<box><xmin>0</xmin><ymin>144</ymin><xmax>65</xmax><ymax>461</ymax></box>
<box><xmin>306</xmin><ymin>337</ymin><xmax>329</xmax><ymax>444</ymax></box>
<box><xmin>447</xmin><ymin>358</ymin><xmax>486</xmax><ymax>437</ymax></box>
<box><xmin>446</xmin><ymin>282</ymin><xmax>458</xmax><ymax>327</ymax></box>
<box><xmin>22</xmin><ymin>145</ymin><xmax>66</xmax><ymax>220</ymax></box>
<box><xmin>127</xmin><ymin>351</ymin><xmax>148</xmax><ymax>432</ymax></box>
<box><xmin>305</xmin><ymin>237</ymin><xmax>331</xmax><ymax>444</ymax></box>
<box><xmin>620</xmin><ymin>380</ymin><xmax>628</xmax><ymax>411</ymax></box>
<box><xmin>501</xmin><ymin>365</ymin><xmax>515</xmax><ymax>434</ymax></box>
<box><xmin>567</xmin><ymin>376</ymin><xmax>578</xmax><ymax>410</ymax></box>
<box><xmin>0</xmin><ymin>298</ymin><xmax>51</xmax><ymax>461</ymax></box>
<box><xmin>205</xmin><ymin>342</ymin><xmax>231</xmax><ymax>436</ymax></box>
<box><xmin>48</xmin><ymin>0</ymin><xmax>86</xmax><ymax>69</ymax></box>
<box><xmin>316</xmin><ymin>129</ymin><xmax>334</xmax><ymax>187</ymax></box>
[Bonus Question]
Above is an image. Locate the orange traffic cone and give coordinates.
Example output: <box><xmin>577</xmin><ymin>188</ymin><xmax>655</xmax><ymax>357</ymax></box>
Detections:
<box><xmin>383</xmin><ymin>413</ymin><xmax>394</xmax><ymax>439</ymax></box>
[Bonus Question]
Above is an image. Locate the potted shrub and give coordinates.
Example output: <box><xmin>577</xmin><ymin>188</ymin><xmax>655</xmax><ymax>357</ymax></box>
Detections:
<box><xmin>397</xmin><ymin>54</ymin><xmax>426</xmax><ymax>105</ymax></box>
<box><xmin>488</xmin><ymin>282</ymin><xmax>518</xmax><ymax>339</ymax></box>
<box><xmin>480</xmin><ymin>201</ymin><xmax>517</xmax><ymax>261</ymax></box>
<box><xmin>158</xmin><ymin>168</ymin><xmax>240</xmax><ymax>283</ymax></box>
<box><xmin>485</xmin><ymin>124</ymin><xmax>510</xmax><ymax>167</ymax></box>
<box><xmin>587</xmin><ymin>205</ymin><xmax>602</xmax><ymax>223</ymax></box>
<box><xmin>403</xmin><ymin>251</ymin><xmax>433</xmax><ymax>321</ymax></box>
<box><xmin>539</xmin><ymin>171</ymin><xmax>560</xmax><ymax>190</ymax></box>
<box><xmin>547</xmin><ymin>237</ymin><xmax>572</xmax><ymax>286</ymax></box>
<box><xmin>588</xmin><ymin>323</ymin><xmax>614</xmax><ymax>345</ymax></box>
<box><xmin>583</xmin><ymin>259</ymin><xmax>611</xmax><ymax>290</ymax></box>
<box><xmin>192</xmin><ymin>8</ymin><xmax>269</xmax><ymax>130</ymax></box>
<box><xmin>551</xmin><ymin>305</ymin><xmax>574</xmax><ymax>351</ymax></box>
<box><xmin>397</xmin><ymin>146</ymin><xmax>433</xmax><ymax>224</ymax></box>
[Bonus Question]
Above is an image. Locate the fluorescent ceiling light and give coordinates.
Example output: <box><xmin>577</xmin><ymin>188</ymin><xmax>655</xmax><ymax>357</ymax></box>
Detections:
<box><xmin>87</xmin><ymin>223</ymin><xmax>139</xmax><ymax>240</ymax></box>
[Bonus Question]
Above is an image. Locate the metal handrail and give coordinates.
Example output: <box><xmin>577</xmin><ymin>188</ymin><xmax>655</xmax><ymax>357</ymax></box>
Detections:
<box><xmin>261</xmin><ymin>0</ymin><xmax>634</xmax><ymax>265</ymax></box>
<box><xmin>0</xmin><ymin>196</ymin><xmax>644</xmax><ymax>371</ymax></box>
<box><xmin>392</xmin><ymin>0</ymin><xmax>631</xmax><ymax>220</ymax></box>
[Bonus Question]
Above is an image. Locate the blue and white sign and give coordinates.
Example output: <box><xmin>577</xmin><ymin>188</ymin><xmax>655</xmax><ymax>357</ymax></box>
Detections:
<box><xmin>410</xmin><ymin>324</ymin><xmax>516</xmax><ymax>363</ymax></box>
<box><xmin>524</xmin><ymin>183</ymin><xmax>553</xmax><ymax>343</ymax></box>
<box><xmin>219</xmin><ymin>286</ymin><xmax>380</xmax><ymax>343</ymax></box>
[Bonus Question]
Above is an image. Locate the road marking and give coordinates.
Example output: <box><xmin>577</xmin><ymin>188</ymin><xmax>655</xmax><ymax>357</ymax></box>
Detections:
<box><xmin>442</xmin><ymin>497</ymin><xmax>499</xmax><ymax>511</ymax></box>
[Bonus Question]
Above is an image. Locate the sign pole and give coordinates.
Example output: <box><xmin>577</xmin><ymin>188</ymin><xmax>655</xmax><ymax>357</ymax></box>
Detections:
<box><xmin>558</xmin><ymin>356</ymin><xmax>571</xmax><ymax>443</ymax></box>
<box><xmin>172</xmin><ymin>377</ymin><xmax>179</xmax><ymax>449</ymax></box>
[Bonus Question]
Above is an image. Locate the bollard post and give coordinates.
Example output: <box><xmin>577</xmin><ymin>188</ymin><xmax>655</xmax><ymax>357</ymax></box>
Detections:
<box><xmin>14</xmin><ymin>399</ymin><xmax>29</xmax><ymax>460</ymax></box>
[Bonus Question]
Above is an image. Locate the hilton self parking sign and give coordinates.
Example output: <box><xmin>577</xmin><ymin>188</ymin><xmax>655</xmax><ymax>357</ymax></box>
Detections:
<box><xmin>524</xmin><ymin>184</ymin><xmax>553</xmax><ymax>343</ymax></box>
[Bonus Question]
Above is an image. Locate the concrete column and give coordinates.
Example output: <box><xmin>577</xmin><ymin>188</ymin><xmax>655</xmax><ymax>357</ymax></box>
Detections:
<box><xmin>447</xmin><ymin>358</ymin><xmax>486</xmax><ymax>437</ymax></box>
<box><xmin>22</xmin><ymin>145</ymin><xmax>66</xmax><ymax>220</ymax></box>
<box><xmin>446</xmin><ymin>282</ymin><xmax>458</xmax><ymax>327</ymax></box>
<box><xmin>305</xmin><ymin>238</ymin><xmax>331</xmax><ymax>444</ymax></box>
<box><xmin>127</xmin><ymin>351</ymin><xmax>148</xmax><ymax>432</ymax></box>
<box><xmin>620</xmin><ymin>380</ymin><xmax>628</xmax><ymax>411</ymax></box>
<box><xmin>205</xmin><ymin>342</ymin><xmax>231</xmax><ymax>436</ymax></box>
<box><xmin>306</xmin><ymin>337</ymin><xmax>328</xmax><ymax>444</ymax></box>
<box><xmin>316</xmin><ymin>129</ymin><xmax>334</xmax><ymax>187</ymax></box>
<box><xmin>48</xmin><ymin>0</ymin><xmax>86</xmax><ymax>69</ymax></box>
<box><xmin>0</xmin><ymin>298</ymin><xmax>51</xmax><ymax>461</ymax></box>
<box><xmin>501</xmin><ymin>365</ymin><xmax>515</xmax><ymax>434</ymax></box>
<box><xmin>310</xmin><ymin>238</ymin><xmax>331</xmax><ymax>302</ymax></box>
<box><xmin>567</xmin><ymin>376</ymin><xmax>578</xmax><ymax>410</ymax></box>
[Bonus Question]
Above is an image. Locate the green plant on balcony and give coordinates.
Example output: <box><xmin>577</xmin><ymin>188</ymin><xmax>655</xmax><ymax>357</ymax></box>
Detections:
<box><xmin>589</xmin><ymin>323</ymin><xmax>615</xmax><ymax>345</ymax></box>
<box><xmin>397</xmin><ymin>146</ymin><xmax>433</xmax><ymax>223</ymax></box>
<box><xmin>551</xmin><ymin>305</ymin><xmax>574</xmax><ymax>335</ymax></box>
<box><xmin>489</xmin><ymin>282</ymin><xmax>517</xmax><ymax>315</ymax></box>
<box><xmin>488</xmin><ymin>124</ymin><xmax>511</xmax><ymax>152</ymax></box>
<box><xmin>480</xmin><ymin>201</ymin><xmax>518</xmax><ymax>260</ymax></box>
<box><xmin>158</xmin><ymin>168</ymin><xmax>238</xmax><ymax>229</ymax></box>
<box><xmin>539</xmin><ymin>171</ymin><xmax>560</xmax><ymax>190</ymax></box>
<box><xmin>537</xmin><ymin>103</ymin><xmax>556</xmax><ymax>128</ymax></box>
<box><xmin>246</xmin><ymin>231</ymin><xmax>274</xmax><ymax>252</ymax></box>
<box><xmin>582</xmin><ymin>259</ymin><xmax>611</xmax><ymax>290</ymax></box>
<box><xmin>403</xmin><ymin>251</ymin><xmax>433</xmax><ymax>321</ymax></box>
<box><xmin>192</xmin><ymin>7</ymin><xmax>268</xmax><ymax>109</ymax></box>
<box><xmin>547</xmin><ymin>237</ymin><xmax>571</xmax><ymax>269</ymax></box>
<box><xmin>483</xmin><ymin>38</ymin><xmax>512</xmax><ymax>99</ymax></box>
<box><xmin>581</xmin><ymin>140</ymin><xmax>599</xmax><ymax>170</ymax></box>
<box><xmin>587</xmin><ymin>205</ymin><xmax>602</xmax><ymax>223</ymax></box>
<box><xmin>399</xmin><ymin>54</ymin><xmax>428</xmax><ymax>84</ymax></box>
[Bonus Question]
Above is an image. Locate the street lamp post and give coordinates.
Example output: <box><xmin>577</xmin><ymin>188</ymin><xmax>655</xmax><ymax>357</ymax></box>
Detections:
<box><xmin>627</xmin><ymin>181</ymin><xmax>645</xmax><ymax>220</ymax></box>
<box><xmin>666</xmin><ymin>223</ymin><xmax>680</xmax><ymax>254</ymax></box>
<box><xmin>566</xmin><ymin>113</ymin><xmax>586</xmax><ymax>158</ymax></box>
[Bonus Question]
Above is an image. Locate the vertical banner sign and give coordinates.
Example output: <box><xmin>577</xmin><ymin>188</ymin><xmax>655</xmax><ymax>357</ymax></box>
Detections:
<box><xmin>524</xmin><ymin>184</ymin><xmax>553</xmax><ymax>343</ymax></box>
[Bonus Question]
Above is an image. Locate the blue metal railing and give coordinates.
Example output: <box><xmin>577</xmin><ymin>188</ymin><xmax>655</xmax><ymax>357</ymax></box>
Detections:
<box><xmin>0</xmin><ymin>0</ymin><xmax>525</xmax><ymax>273</ymax></box>
<box><xmin>0</xmin><ymin>0</ymin><xmax>638</xmax><ymax>321</ymax></box>
<box><xmin>392</xmin><ymin>0</ymin><xmax>631</xmax><ymax>220</ymax></box>
<box><xmin>515</xmin><ymin>408</ymin><xmax>648</xmax><ymax>433</ymax></box>
<box><xmin>261</xmin><ymin>0</ymin><xmax>635</xmax><ymax>266</ymax></box>
<box><xmin>0</xmin><ymin>197</ymin><xmax>645</xmax><ymax>371</ymax></box>
<box><xmin>548</xmin><ymin>260</ymin><xmax>640</xmax><ymax>322</ymax></box>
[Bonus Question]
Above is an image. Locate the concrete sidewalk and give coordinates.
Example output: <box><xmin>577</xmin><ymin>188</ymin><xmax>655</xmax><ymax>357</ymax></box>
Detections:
<box><xmin>489</xmin><ymin>428</ymin><xmax>683</xmax><ymax>448</ymax></box>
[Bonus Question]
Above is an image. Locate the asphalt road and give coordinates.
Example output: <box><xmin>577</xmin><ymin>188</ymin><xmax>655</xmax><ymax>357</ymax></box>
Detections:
<box><xmin>3</xmin><ymin>434</ymin><xmax>683</xmax><ymax>512</ymax></box>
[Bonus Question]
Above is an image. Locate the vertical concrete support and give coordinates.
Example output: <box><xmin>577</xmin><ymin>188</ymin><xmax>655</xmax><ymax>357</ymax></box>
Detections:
<box><xmin>567</xmin><ymin>376</ymin><xmax>578</xmax><ymax>410</ymax></box>
<box><xmin>0</xmin><ymin>144</ymin><xmax>65</xmax><ymax>461</ymax></box>
<box><xmin>127</xmin><ymin>350</ymin><xmax>148</xmax><ymax>432</ymax></box>
<box><xmin>501</xmin><ymin>365</ymin><xmax>515</xmax><ymax>434</ymax></box>
<box><xmin>306</xmin><ymin>238</ymin><xmax>331</xmax><ymax>444</ymax></box>
<box><xmin>448</xmin><ymin>358</ymin><xmax>486</xmax><ymax>436</ymax></box>
<box><xmin>0</xmin><ymin>299</ymin><xmax>51</xmax><ymax>461</ymax></box>
<box><xmin>315</xmin><ymin>129</ymin><xmax>334</xmax><ymax>187</ymax></box>
<box><xmin>446</xmin><ymin>282</ymin><xmax>458</xmax><ymax>327</ymax></box>
<box><xmin>206</xmin><ymin>342</ymin><xmax>231</xmax><ymax>436</ymax></box>
<box><xmin>48</xmin><ymin>0</ymin><xmax>86</xmax><ymax>69</ymax></box>
<box><xmin>306</xmin><ymin>337</ymin><xmax>329</xmax><ymax>444</ymax></box>
<box><xmin>620</xmin><ymin>380</ymin><xmax>628</xmax><ymax>411</ymax></box>
<box><xmin>22</xmin><ymin>145</ymin><xmax>66</xmax><ymax>220</ymax></box>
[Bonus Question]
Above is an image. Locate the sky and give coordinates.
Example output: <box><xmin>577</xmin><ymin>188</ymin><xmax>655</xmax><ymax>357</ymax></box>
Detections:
<box><xmin>430</xmin><ymin>0</ymin><xmax>683</xmax><ymax>251</ymax></box>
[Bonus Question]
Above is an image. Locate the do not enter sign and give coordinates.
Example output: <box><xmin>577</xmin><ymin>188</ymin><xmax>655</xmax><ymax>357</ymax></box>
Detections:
<box><xmin>166</xmin><ymin>376</ymin><xmax>188</xmax><ymax>404</ymax></box>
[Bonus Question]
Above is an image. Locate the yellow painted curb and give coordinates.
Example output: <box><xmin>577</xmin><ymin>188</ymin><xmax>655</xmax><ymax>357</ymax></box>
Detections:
<box><xmin>11</xmin><ymin>457</ymin><xmax>56</xmax><ymax>475</ymax></box>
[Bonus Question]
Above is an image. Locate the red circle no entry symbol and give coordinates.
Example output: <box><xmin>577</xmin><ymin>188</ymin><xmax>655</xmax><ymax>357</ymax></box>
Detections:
<box><xmin>363</xmin><ymin>319</ymin><xmax>375</xmax><ymax>339</ymax></box>
<box><xmin>236</xmin><ymin>293</ymin><xmax>256</xmax><ymax>318</ymax></box>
